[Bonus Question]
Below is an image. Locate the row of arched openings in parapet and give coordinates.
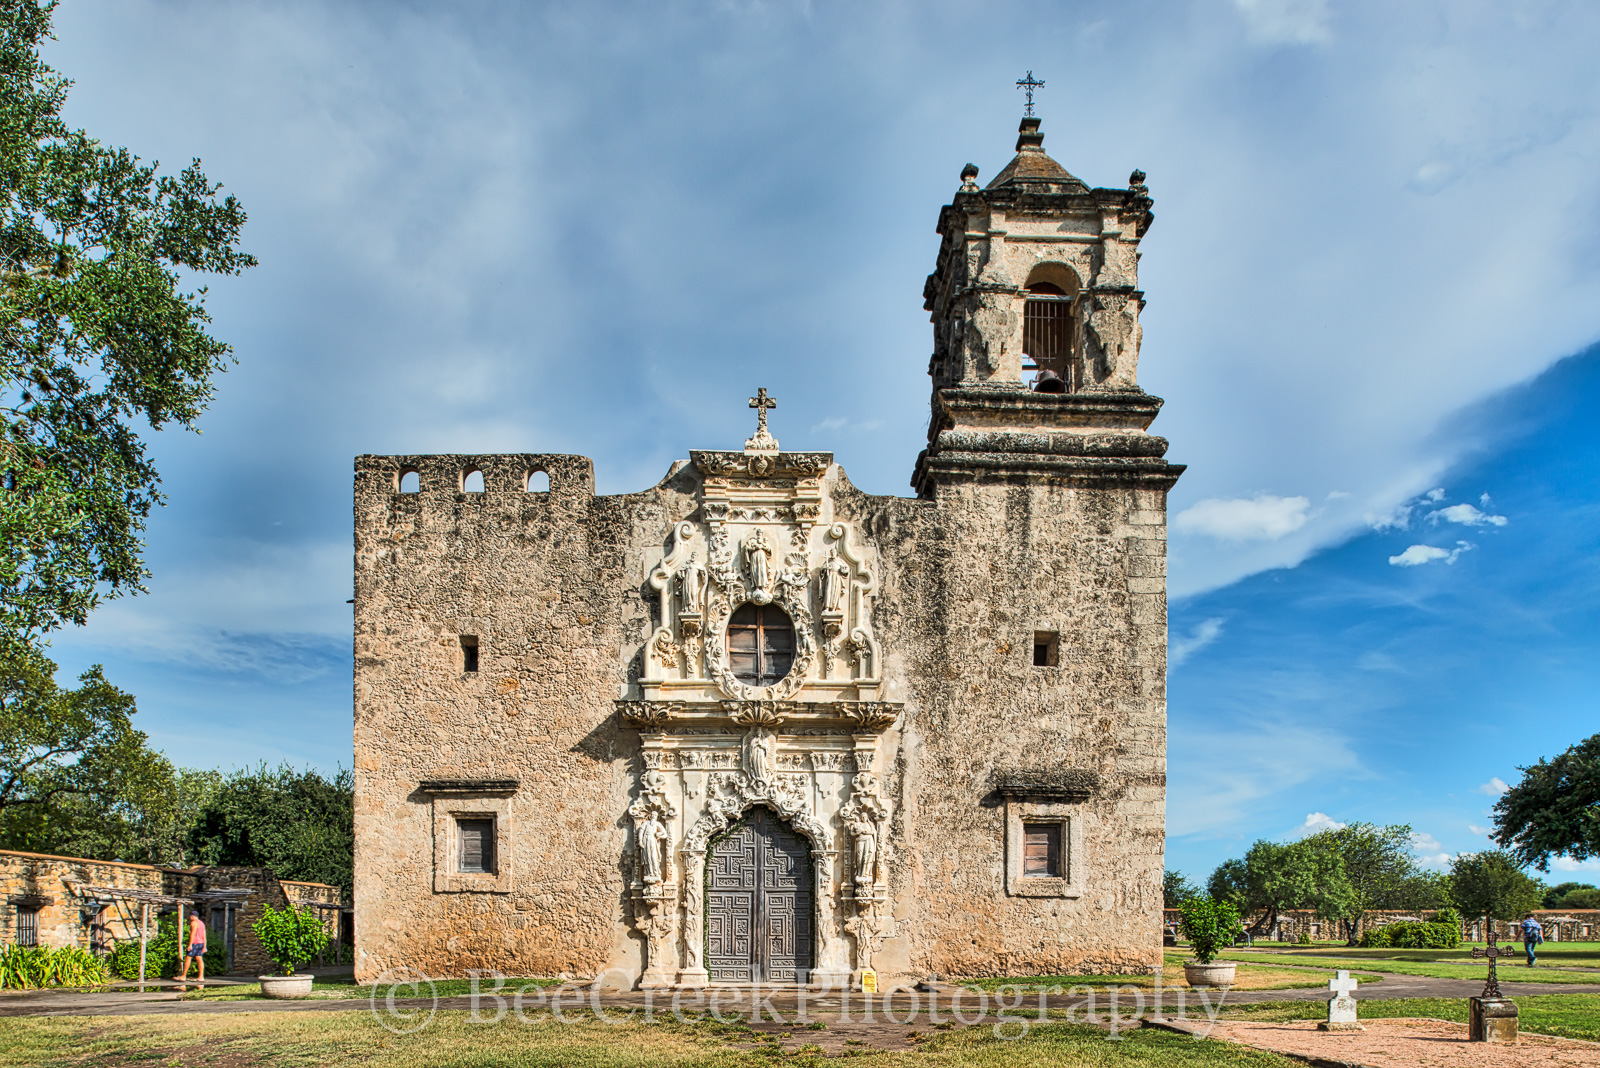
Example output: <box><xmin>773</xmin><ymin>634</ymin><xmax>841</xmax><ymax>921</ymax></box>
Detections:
<box><xmin>396</xmin><ymin>469</ymin><xmax>550</xmax><ymax>493</ymax></box>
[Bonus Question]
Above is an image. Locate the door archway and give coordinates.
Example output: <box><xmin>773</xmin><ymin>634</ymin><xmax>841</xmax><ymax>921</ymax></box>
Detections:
<box><xmin>705</xmin><ymin>807</ymin><xmax>814</xmax><ymax>982</ymax></box>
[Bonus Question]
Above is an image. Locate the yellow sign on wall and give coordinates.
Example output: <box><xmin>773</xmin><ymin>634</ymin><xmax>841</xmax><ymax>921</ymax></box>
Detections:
<box><xmin>860</xmin><ymin>970</ymin><xmax>877</xmax><ymax>993</ymax></box>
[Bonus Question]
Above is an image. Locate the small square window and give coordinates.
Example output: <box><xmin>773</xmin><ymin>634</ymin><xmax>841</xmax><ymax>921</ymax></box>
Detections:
<box><xmin>457</xmin><ymin>818</ymin><xmax>495</xmax><ymax>874</ymax></box>
<box><xmin>1032</xmin><ymin>631</ymin><xmax>1059</xmax><ymax>667</ymax></box>
<box><xmin>1022</xmin><ymin>823</ymin><xmax>1062</xmax><ymax>877</ymax></box>
<box><xmin>461</xmin><ymin>636</ymin><xmax>479</xmax><ymax>674</ymax></box>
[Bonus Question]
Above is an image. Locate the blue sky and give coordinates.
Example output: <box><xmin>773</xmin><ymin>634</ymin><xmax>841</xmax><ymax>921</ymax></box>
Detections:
<box><xmin>31</xmin><ymin>1</ymin><xmax>1600</xmax><ymax>883</ymax></box>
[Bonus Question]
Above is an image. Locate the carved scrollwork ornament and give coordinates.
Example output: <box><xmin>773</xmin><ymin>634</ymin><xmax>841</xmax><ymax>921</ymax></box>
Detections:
<box><xmin>618</xmin><ymin>701</ymin><xmax>681</xmax><ymax>727</ymax></box>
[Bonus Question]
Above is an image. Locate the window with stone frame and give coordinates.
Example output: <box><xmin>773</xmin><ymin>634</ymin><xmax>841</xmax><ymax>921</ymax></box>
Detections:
<box><xmin>457</xmin><ymin>817</ymin><xmax>496</xmax><ymax>874</ymax></box>
<box><xmin>727</xmin><ymin>603</ymin><xmax>795</xmax><ymax>686</ymax></box>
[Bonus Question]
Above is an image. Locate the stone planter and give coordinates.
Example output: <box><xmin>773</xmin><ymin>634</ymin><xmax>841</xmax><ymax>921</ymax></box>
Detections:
<box><xmin>1182</xmin><ymin>961</ymin><xmax>1237</xmax><ymax>987</ymax></box>
<box><xmin>258</xmin><ymin>974</ymin><xmax>315</xmax><ymax>999</ymax></box>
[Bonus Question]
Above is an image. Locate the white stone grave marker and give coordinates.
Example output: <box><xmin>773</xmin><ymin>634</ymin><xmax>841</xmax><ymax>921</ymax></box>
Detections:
<box><xmin>1318</xmin><ymin>970</ymin><xmax>1364</xmax><ymax>1032</ymax></box>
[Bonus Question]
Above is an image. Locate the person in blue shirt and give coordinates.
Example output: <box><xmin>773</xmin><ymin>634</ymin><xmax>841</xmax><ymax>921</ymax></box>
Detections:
<box><xmin>1521</xmin><ymin>914</ymin><xmax>1544</xmax><ymax>967</ymax></box>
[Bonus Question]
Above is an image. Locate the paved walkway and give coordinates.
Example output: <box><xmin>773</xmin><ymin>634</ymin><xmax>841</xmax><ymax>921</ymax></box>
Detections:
<box><xmin>3</xmin><ymin>970</ymin><xmax>1599</xmax><ymax>1019</ymax></box>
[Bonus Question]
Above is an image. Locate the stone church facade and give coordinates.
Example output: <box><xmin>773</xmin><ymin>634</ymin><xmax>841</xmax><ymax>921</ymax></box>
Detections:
<box><xmin>352</xmin><ymin>116</ymin><xmax>1183</xmax><ymax>988</ymax></box>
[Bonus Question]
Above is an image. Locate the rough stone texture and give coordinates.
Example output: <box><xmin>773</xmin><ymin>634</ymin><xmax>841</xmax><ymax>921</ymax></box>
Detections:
<box><xmin>352</xmin><ymin>116</ymin><xmax>1181</xmax><ymax>988</ymax></box>
<box><xmin>0</xmin><ymin>849</ymin><xmax>339</xmax><ymax>974</ymax></box>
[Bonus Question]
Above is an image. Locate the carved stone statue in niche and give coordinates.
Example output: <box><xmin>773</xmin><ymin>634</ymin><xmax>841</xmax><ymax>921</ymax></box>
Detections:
<box><xmin>742</xmin><ymin>529</ymin><xmax>773</xmax><ymax>603</ymax></box>
<box><xmin>838</xmin><ymin>772</ymin><xmax>889</xmax><ymax>889</ymax></box>
<box><xmin>675</xmin><ymin>552</ymin><xmax>706</xmax><ymax>616</ymax></box>
<box><xmin>636</xmin><ymin>809</ymin><xmax>669</xmax><ymax>884</ymax></box>
<box><xmin>820</xmin><ymin>548</ymin><xmax>849</xmax><ymax>614</ymax></box>
<box><xmin>742</xmin><ymin>726</ymin><xmax>778</xmax><ymax>786</ymax></box>
<box><xmin>629</xmin><ymin>768</ymin><xmax>677</xmax><ymax>886</ymax></box>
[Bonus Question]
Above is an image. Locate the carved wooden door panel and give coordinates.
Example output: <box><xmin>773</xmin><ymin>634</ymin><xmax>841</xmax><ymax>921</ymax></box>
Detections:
<box><xmin>706</xmin><ymin>808</ymin><xmax>813</xmax><ymax>982</ymax></box>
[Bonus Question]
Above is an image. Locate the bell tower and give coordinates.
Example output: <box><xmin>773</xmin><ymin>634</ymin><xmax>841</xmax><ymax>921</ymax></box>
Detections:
<box><xmin>912</xmin><ymin>112</ymin><xmax>1180</xmax><ymax>498</ymax></box>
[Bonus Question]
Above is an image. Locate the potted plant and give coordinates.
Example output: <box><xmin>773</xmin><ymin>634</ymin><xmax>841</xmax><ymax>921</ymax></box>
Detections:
<box><xmin>252</xmin><ymin>904</ymin><xmax>330</xmax><ymax>998</ymax></box>
<box><xmin>1179</xmin><ymin>897</ymin><xmax>1242</xmax><ymax>987</ymax></box>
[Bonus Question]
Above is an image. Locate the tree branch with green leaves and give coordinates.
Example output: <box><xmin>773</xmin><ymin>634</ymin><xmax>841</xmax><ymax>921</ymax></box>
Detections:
<box><xmin>0</xmin><ymin>0</ymin><xmax>255</xmax><ymax>649</ymax></box>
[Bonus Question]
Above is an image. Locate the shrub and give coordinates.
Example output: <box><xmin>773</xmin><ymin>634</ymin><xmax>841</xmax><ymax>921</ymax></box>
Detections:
<box><xmin>1296</xmin><ymin>930</ymin><xmax>1312</xmax><ymax>944</ymax></box>
<box><xmin>109</xmin><ymin>917</ymin><xmax>228</xmax><ymax>980</ymax></box>
<box><xmin>1434</xmin><ymin>907</ymin><xmax>1461</xmax><ymax>931</ymax></box>
<box><xmin>1359</xmin><ymin>920</ymin><xmax>1459</xmax><ymax>949</ymax></box>
<box><xmin>1178</xmin><ymin>897</ymin><xmax>1242</xmax><ymax>964</ymax></box>
<box><xmin>252</xmin><ymin>903</ymin><xmax>329</xmax><ymax>976</ymax></box>
<box><xmin>0</xmin><ymin>945</ymin><xmax>109</xmax><ymax>989</ymax></box>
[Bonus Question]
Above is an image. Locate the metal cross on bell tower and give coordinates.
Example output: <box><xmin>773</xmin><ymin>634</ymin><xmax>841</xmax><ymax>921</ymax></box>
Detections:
<box><xmin>1016</xmin><ymin>71</ymin><xmax>1045</xmax><ymax>117</ymax></box>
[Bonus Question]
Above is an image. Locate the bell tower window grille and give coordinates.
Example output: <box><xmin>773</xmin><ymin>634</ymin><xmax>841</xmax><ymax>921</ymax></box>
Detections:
<box><xmin>1022</xmin><ymin>282</ymin><xmax>1076</xmax><ymax>391</ymax></box>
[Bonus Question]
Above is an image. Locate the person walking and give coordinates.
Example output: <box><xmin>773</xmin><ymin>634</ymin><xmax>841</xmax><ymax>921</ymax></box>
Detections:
<box><xmin>176</xmin><ymin>911</ymin><xmax>207</xmax><ymax>990</ymax></box>
<box><xmin>1521</xmin><ymin>913</ymin><xmax>1544</xmax><ymax>967</ymax></box>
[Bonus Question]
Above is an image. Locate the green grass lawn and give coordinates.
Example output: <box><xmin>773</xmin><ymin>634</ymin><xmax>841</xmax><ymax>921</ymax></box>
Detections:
<box><xmin>1217</xmin><ymin>992</ymin><xmax>1600</xmax><ymax>1043</ymax></box>
<box><xmin>1217</xmin><ymin>946</ymin><xmax>1600</xmax><ymax>984</ymax></box>
<box><xmin>963</xmin><ymin>955</ymin><xmax>1382</xmax><ymax>993</ymax></box>
<box><xmin>0</xmin><ymin>1010</ymin><xmax>1304</xmax><ymax>1067</ymax></box>
<box><xmin>1226</xmin><ymin>940</ymin><xmax>1600</xmax><ymax>969</ymax></box>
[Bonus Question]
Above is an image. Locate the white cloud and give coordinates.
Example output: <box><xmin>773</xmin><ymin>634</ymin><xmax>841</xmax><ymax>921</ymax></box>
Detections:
<box><xmin>1425</xmin><ymin>489</ymin><xmax>1447</xmax><ymax>502</ymax></box>
<box><xmin>1175</xmin><ymin>495</ymin><xmax>1312</xmax><ymax>541</ymax></box>
<box><xmin>1430</xmin><ymin>502</ymin><xmax>1508</xmax><ymax>527</ymax></box>
<box><xmin>1231</xmin><ymin>0</ymin><xmax>1332</xmax><ymax>45</ymax></box>
<box><xmin>1468</xmin><ymin>824</ymin><xmax>1491</xmax><ymax>836</ymax></box>
<box><xmin>1299</xmin><ymin>811</ymin><xmax>1346</xmax><ymax>835</ymax></box>
<box><xmin>1479</xmin><ymin>777</ymin><xmax>1511</xmax><ymax>796</ymax></box>
<box><xmin>1388</xmin><ymin>542</ymin><xmax>1472</xmax><ymax>566</ymax></box>
<box><xmin>1410</xmin><ymin>832</ymin><xmax>1453</xmax><ymax>867</ymax></box>
<box><xmin>1169</xmin><ymin>617</ymin><xmax>1225</xmax><ymax>667</ymax></box>
<box><xmin>1167</xmin><ymin>719</ymin><xmax>1362</xmax><ymax>836</ymax></box>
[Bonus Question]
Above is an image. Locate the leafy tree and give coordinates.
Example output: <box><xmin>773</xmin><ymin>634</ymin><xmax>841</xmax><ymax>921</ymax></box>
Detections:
<box><xmin>0</xmin><ymin>642</ymin><xmax>165</xmax><ymax>837</ymax></box>
<box><xmin>1493</xmin><ymin>733</ymin><xmax>1600</xmax><ymax>870</ymax></box>
<box><xmin>1164</xmin><ymin>869</ymin><xmax>1199</xmax><ymax>907</ymax></box>
<box><xmin>0</xmin><ymin>0</ymin><xmax>255</xmax><ymax>651</ymax></box>
<box><xmin>188</xmin><ymin>763</ymin><xmax>354</xmax><ymax>899</ymax></box>
<box><xmin>1542</xmin><ymin>881</ymin><xmax>1597</xmax><ymax>909</ymax></box>
<box><xmin>22</xmin><ymin>762</ymin><xmax>218</xmax><ymax>864</ymax></box>
<box><xmin>1208</xmin><ymin>838</ymin><xmax>1355</xmax><ymax>935</ymax></box>
<box><xmin>1304</xmin><ymin>823</ymin><xmax>1416</xmax><ymax>943</ymax></box>
<box><xmin>1391</xmin><ymin>869</ymin><xmax>1455</xmax><ymax>912</ymax></box>
<box><xmin>1450</xmin><ymin>850</ymin><xmax>1544</xmax><ymax>932</ymax></box>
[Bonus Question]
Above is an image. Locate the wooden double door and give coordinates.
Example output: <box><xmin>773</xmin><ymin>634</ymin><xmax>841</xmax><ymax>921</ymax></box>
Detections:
<box><xmin>706</xmin><ymin>807</ymin><xmax>813</xmax><ymax>982</ymax></box>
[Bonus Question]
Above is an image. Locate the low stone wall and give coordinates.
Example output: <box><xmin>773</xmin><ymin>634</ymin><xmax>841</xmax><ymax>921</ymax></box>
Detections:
<box><xmin>0</xmin><ymin>850</ymin><xmax>348</xmax><ymax>975</ymax></box>
<box><xmin>1162</xmin><ymin>906</ymin><xmax>1600</xmax><ymax>942</ymax></box>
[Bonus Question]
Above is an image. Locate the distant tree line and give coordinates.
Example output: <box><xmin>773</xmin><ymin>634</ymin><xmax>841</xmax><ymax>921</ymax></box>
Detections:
<box><xmin>1165</xmin><ymin>731</ymin><xmax>1600</xmax><ymax>942</ymax></box>
<box><xmin>0</xmin><ymin>645</ymin><xmax>352</xmax><ymax>898</ymax></box>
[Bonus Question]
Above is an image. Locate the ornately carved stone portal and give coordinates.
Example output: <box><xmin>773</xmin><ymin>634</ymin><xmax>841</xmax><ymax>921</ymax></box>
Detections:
<box><xmin>617</xmin><ymin>418</ymin><xmax>900</xmax><ymax>989</ymax></box>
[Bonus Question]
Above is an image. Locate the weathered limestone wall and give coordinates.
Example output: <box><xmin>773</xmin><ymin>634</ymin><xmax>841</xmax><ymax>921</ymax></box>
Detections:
<box><xmin>353</xmin><ymin>451</ymin><xmax>1169</xmax><ymax>984</ymax></box>
<box><xmin>0</xmin><ymin>850</ymin><xmax>167</xmax><ymax>951</ymax></box>
<box><xmin>848</xmin><ymin>478</ymin><xmax>1167</xmax><ymax>979</ymax></box>
<box><xmin>0</xmin><ymin>850</ymin><xmax>324</xmax><ymax>975</ymax></box>
<box><xmin>353</xmin><ymin>454</ymin><xmax>694</xmax><ymax>983</ymax></box>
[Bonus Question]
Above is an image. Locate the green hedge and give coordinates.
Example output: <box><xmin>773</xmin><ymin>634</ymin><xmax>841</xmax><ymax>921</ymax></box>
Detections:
<box><xmin>0</xmin><ymin>945</ymin><xmax>109</xmax><ymax>988</ymax></box>
<box><xmin>109</xmin><ymin>916</ymin><xmax>229</xmax><ymax>980</ymax></box>
<box><xmin>1360</xmin><ymin>920</ymin><xmax>1461</xmax><ymax>949</ymax></box>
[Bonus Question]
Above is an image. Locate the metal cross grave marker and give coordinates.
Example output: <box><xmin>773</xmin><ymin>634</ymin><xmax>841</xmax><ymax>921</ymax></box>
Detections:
<box><xmin>749</xmin><ymin>388</ymin><xmax>777</xmax><ymax>435</ymax></box>
<box><xmin>1471</xmin><ymin>941</ymin><xmax>1515</xmax><ymax>998</ymax></box>
<box><xmin>1016</xmin><ymin>71</ymin><xmax>1045</xmax><ymax>117</ymax></box>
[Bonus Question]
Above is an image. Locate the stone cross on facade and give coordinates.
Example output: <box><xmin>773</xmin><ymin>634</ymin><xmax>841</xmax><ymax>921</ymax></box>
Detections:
<box><xmin>749</xmin><ymin>388</ymin><xmax>777</xmax><ymax>432</ymax></box>
<box><xmin>1015</xmin><ymin>71</ymin><xmax>1044</xmax><ymax>117</ymax></box>
<box><xmin>1316</xmin><ymin>969</ymin><xmax>1362</xmax><ymax>1031</ymax></box>
<box><xmin>746</xmin><ymin>387</ymin><xmax>779</xmax><ymax>452</ymax></box>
